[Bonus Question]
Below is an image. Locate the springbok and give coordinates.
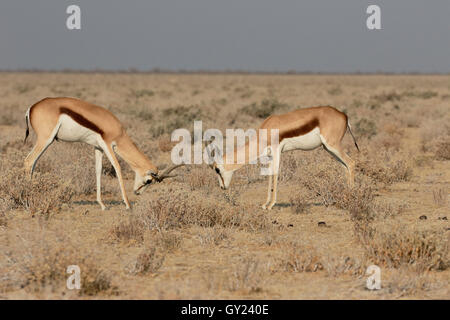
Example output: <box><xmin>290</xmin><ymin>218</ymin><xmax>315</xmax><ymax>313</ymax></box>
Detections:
<box><xmin>206</xmin><ymin>106</ymin><xmax>359</xmax><ymax>210</ymax></box>
<box><xmin>23</xmin><ymin>97</ymin><xmax>181</xmax><ymax>210</ymax></box>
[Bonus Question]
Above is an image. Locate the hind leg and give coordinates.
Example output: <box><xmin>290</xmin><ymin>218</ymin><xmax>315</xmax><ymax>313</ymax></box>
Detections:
<box><xmin>321</xmin><ymin>140</ymin><xmax>355</xmax><ymax>187</ymax></box>
<box><xmin>24</xmin><ymin>123</ymin><xmax>61</xmax><ymax>178</ymax></box>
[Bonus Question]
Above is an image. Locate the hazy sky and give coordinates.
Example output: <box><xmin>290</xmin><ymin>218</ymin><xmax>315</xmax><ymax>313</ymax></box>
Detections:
<box><xmin>1</xmin><ymin>0</ymin><xmax>449</xmax><ymax>72</ymax></box>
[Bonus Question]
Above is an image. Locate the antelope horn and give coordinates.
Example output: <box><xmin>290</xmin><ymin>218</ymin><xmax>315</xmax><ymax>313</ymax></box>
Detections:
<box><xmin>154</xmin><ymin>164</ymin><xmax>185</xmax><ymax>182</ymax></box>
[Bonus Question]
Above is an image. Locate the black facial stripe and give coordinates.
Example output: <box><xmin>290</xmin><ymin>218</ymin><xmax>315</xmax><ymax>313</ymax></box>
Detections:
<box><xmin>215</xmin><ymin>168</ymin><xmax>220</xmax><ymax>174</ymax></box>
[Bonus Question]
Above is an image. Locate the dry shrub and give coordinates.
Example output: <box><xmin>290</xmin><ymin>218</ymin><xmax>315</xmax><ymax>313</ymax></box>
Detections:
<box><xmin>133</xmin><ymin>186</ymin><xmax>259</xmax><ymax>231</ymax></box>
<box><xmin>362</xmin><ymin>229</ymin><xmax>449</xmax><ymax>272</ymax></box>
<box><xmin>370</xmin><ymin>198</ymin><xmax>408</xmax><ymax>218</ymax></box>
<box><xmin>0</xmin><ymin>229</ymin><xmax>117</xmax><ymax>296</ymax></box>
<box><xmin>279</xmin><ymin>153</ymin><xmax>299</xmax><ymax>182</ymax></box>
<box><xmin>38</xmin><ymin>144</ymin><xmax>97</xmax><ymax>196</ymax></box>
<box><xmin>0</xmin><ymin>157</ymin><xmax>72</xmax><ymax>216</ymax></box>
<box><xmin>297</xmin><ymin>166</ymin><xmax>347</xmax><ymax>207</ymax></box>
<box><xmin>322</xmin><ymin>256</ymin><xmax>365</xmax><ymax>277</ymax></box>
<box><xmin>151</xmin><ymin>105</ymin><xmax>202</xmax><ymax>137</ymax></box>
<box><xmin>0</xmin><ymin>211</ymin><xmax>7</xmax><ymax>228</ymax></box>
<box><xmin>158</xmin><ymin>135</ymin><xmax>176</xmax><ymax>153</ymax></box>
<box><xmin>109</xmin><ymin>214</ymin><xmax>145</xmax><ymax>244</ymax></box>
<box><xmin>327</xmin><ymin>86</ymin><xmax>343</xmax><ymax>96</ymax></box>
<box><xmin>354</xmin><ymin>118</ymin><xmax>377</xmax><ymax>139</ymax></box>
<box><xmin>384</xmin><ymin>267</ymin><xmax>441</xmax><ymax>297</ymax></box>
<box><xmin>127</xmin><ymin>247</ymin><xmax>165</xmax><ymax>275</ymax></box>
<box><xmin>133</xmin><ymin>184</ymin><xmax>270</xmax><ymax>234</ymax></box>
<box><xmin>155</xmin><ymin>230</ymin><xmax>182</xmax><ymax>252</ymax></box>
<box><xmin>371</xmin><ymin>91</ymin><xmax>403</xmax><ymax>104</ymax></box>
<box><xmin>289</xmin><ymin>188</ymin><xmax>311</xmax><ymax>214</ymax></box>
<box><xmin>357</xmin><ymin>150</ymin><xmax>412</xmax><ymax>185</ymax></box>
<box><xmin>404</xmin><ymin>90</ymin><xmax>438</xmax><ymax>100</ymax></box>
<box><xmin>186</xmin><ymin>166</ymin><xmax>217</xmax><ymax>191</ymax></box>
<box><xmin>226</xmin><ymin>257</ymin><xmax>267</xmax><ymax>293</ymax></box>
<box><xmin>334</xmin><ymin>180</ymin><xmax>375</xmax><ymax>220</ymax></box>
<box><xmin>434</xmin><ymin>138</ymin><xmax>450</xmax><ymax>160</ymax></box>
<box><xmin>240</xmin><ymin>99</ymin><xmax>289</xmax><ymax>119</ymax></box>
<box><xmin>195</xmin><ymin>226</ymin><xmax>229</xmax><ymax>246</ymax></box>
<box><xmin>432</xmin><ymin>188</ymin><xmax>448</xmax><ymax>207</ymax></box>
<box><xmin>371</xmin><ymin>131</ymin><xmax>402</xmax><ymax>151</ymax></box>
<box><xmin>281</xmin><ymin>242</ymin><xmax>324</xmax><ymax>273</ymax></box>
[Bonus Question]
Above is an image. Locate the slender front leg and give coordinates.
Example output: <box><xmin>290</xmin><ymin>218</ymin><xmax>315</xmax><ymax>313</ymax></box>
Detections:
<box><xmin>99</xmin><ymin>140</ymin><xmax>131</xmax><ymax>210</ymax></box>
<box><xmin>266</xmin><ymin>148</ymin><xmax>281</xmax><ymax>210</ymax></box>
<box><xmin>262</xmin><ymin>174</ymin><xmax>273</xmax><ymax>209</ymax></box>
<box><xmin>95</xmin><ymin>148</ymin><xmax>106</xmax><ymax>210</ymax></box>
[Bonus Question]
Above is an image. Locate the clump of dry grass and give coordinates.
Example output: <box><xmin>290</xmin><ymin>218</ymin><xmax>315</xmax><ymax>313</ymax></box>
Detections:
<box><xmin>432</xmin><ymin>187</ymin><xmax>448</xmax><ymax>207</ymax></box>
<box><xmin>195</xmin><ymin>226</ymin><xmax>230</xmax><ymax>246</ymax></box>
<box><xmin>158</xmin><ymin>135</ymin><xmax>176</xmax><ymax>153</ymax></box>
<box><xmin>357</xmin><ymin>149</ymin><xmax>412</xmax><ymax>185</ymax></box>
<box><xmin>226</xmin><ymin>257</ymin><xmax>267</xmax><ymax>293</ymax></box>
<box><xmin>371</xmin><ymin>91</ymin><xmax>403</xmax><ymax>104</ymax></box>
<box><xmin>384</xmin><ymin>267</ymin><xmax>441</xmax><ymax>297</ymax></box>
<box><xmin>155</xmin><ymin>230</ymin><xmax>183</xmax><ymax>252</ymax></box>
<box><xmin>433</xmin><ymin>138</ymin><xmax>450</xmax><ymax>160</ymax></box>
<box><xmin>131</xmin><ymin>186</ymin><xmax>267</xmax><ymax>232</ymax></box>
<box><xmin>362</xmin><ymin>229</ymin><xmax>449</xmax><ymax>272</ymax></box>
<box><xmin>0</xmin><ymin>155</ymin><xmax>72</xmax><ymax>216</ymax></box>
<box><xmin>185</xmin><ymin>166</ymin><xmax>217</xmax><ymax>191</ymax></box>
<box><xmin>109</xmin><ymin>214</ymin><xmax>145</xmax><ymax>244</ymax></box>
<box><xmin>150</xmin><ymin>105</ymin><xmax>202</xmax><ymax>137</ymax></box>
<box><xmin>127</xmin><ymin>247</ymin><xmax>165</xmax><ymax>276</ymax></box>
<box><xmin>289</xmin><ymin>191</ymin><xmax>310</xmax><ymax>214</ymax></box>
<box><xmin>354</xmin><ymin>118</ymin><xmax>377</xmax><ymax>139</ymax></box>
<box><xmin>0</xmin><ymin>211</ymin><xmax>7</xmax><ymax>228</ymax></box>
<box><xmin>0</xmin><ymin>228</ymin><xmax>117</xmax><ymax>296</ymax></box>
<box><xmin>281</xmin><ymin>242</ymin><xmax>324</xmax><ymax>273</ymax></box>
<box><xmin>240</xmin><ymin>99</ymin><xmax>290</xmax><ymax>119</ymax></box>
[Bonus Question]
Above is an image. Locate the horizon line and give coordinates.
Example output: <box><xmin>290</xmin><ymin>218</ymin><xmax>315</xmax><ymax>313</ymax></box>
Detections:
<box><xmin>0</xmin><ymin>68</ymin><xmax>449</xmax><ymax>76</ymax></box>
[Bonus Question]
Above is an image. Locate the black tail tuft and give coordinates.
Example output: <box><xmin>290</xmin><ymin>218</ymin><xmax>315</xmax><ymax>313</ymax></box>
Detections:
<box><xmin>347</xmin><ymin>121</ymin><xmax>360</xmax><ymax>152</ymax></box>
<box><xmin>24</xmin><ymin>112</ymin><xmax>30</xmax><ymax>144</ymax></box>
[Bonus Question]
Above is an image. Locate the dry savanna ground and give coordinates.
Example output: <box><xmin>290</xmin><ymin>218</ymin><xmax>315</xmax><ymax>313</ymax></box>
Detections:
<box><xmin>0</xmin><ymin>72</ymin><xmax>449</xmax><ymax>299</ymax></box>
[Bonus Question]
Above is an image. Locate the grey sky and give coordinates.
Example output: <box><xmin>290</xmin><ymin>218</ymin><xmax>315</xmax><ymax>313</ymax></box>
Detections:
<box><xmin>1</xmin><ymin>0</ymin><xmax>449</xmax><ymax>72</ymax></box>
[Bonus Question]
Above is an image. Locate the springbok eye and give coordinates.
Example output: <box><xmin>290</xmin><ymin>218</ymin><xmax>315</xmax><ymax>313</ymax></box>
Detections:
<box><xmin>145</xmin><ymin>179</ymin><xmax>152</xmax><ymax>185</ymax></box>
<box><xmin>215</xmin><ymin>168</ymin><xmax>220</xmax><ymax>174</ymax></box>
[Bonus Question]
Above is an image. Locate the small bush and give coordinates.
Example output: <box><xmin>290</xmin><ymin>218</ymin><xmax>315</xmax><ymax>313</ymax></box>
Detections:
<box><xmin>226</xmin><ymin>257</ymin><xmax>267</xmax><ymax>293</ymax></box>
<box><xmin>281</xmin><ymin>243</ymin><xmax>324</xmax><ymax>273</ymax></box>
<box><xmin>354</xmin><ymin>118</ymin><xmax>377</xmax><ymax>139</ymax></box>
<box><xmin>0</xmin><ymin>230</ymin><xmax>117</xmax><ymax>296</ymax></box>
<box><xmin>327</xmin><ymin>86</ymin><xmax>343</xmax><ymax>96</ymax></box>
<box><xmin>133</xmin><ymin>187</ymin><xmax>243</xmax><ymax>231</ymax></box>
<box><xmin>109</xmin><ymin>215</ymin><xmax>145</xmax><ymax>244</ymax></box>
<box><xmin>240</xmin><ymin>99</ymin><xmax>289</xmax><ymax>119</ymax></box>
<box><xmin>127</xmin><ymin>247</ymin><xmax>165</xmax><ymax>275</ymax></box>
<box><xmin>150</xmin><ymin>105</ymin><xmax>202</xmax><ymax>137</ymax></box>
<box><xmin>432</xmin><ymin>188</ymin><xmax>448</xmax><ymax>207</ymax></box>
<box><xmin>434</xmin><ymin>139</ymin><xmax>450</xmax><ymax>160</ymax></box>
<box><xmin>0</xmin><ymin>161</ymin><xmax>72</xmax><ymax>216</ymax></box>
<box><xmin>371</xmin><ymin>91</ymin><xmax>403</xmax><ymax>103</ymax></box>
<box><xmin>363</xmin><ymin>229</ymin><xmax>449</xmax><ymax>272</ymax></box>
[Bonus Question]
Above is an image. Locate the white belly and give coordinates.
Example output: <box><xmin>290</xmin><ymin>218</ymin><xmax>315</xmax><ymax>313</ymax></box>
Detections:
<box><xmin>56</xmin><ymin>114</ymin><xmax>101</xmax><ymax>147</ymax></box>
<box><xmin>280</xmin><ymin>127</ymin><xmax>322</xmax><ymax>152</ymax></box>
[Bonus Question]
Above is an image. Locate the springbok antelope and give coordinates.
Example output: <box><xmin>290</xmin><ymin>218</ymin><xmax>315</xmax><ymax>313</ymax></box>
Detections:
<box><xmin>23</xmin><ymin>97</ymin><xmax>181</xmax><ymax>210</ymax></box>
<box><xmin>206</xmin><ymin>106</ymin><xmax>359</xmax><ymax>210</ymax></box>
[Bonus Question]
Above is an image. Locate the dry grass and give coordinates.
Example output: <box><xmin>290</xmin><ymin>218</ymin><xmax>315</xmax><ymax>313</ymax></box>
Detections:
<box><xmin>0</xmin><ymin>73</ymin><xmax>449</xmax><ymax>299</ymax></box>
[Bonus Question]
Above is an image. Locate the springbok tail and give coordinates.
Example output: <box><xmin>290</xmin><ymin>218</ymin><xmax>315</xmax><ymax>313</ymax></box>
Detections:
<box><xmin>347</xmin><ymin>120</ymin><xmax>360</xmax><ymax>152</ymax></box>
<box><xmin>24</xmin><ymin>108</ymin><xmax>30</xmax><ymax>144</ymax></box>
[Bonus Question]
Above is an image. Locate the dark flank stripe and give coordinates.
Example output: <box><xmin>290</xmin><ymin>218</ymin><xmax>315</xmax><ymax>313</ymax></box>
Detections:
<box><xmin>279</xmin><ymin>118</ymin><xmax>319</xmax><ymax>141</ymax></box>
<box><xmin>59</xmin><ymin>107</ymin><xmax>104</xmax><ymax>135</ymax></box>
